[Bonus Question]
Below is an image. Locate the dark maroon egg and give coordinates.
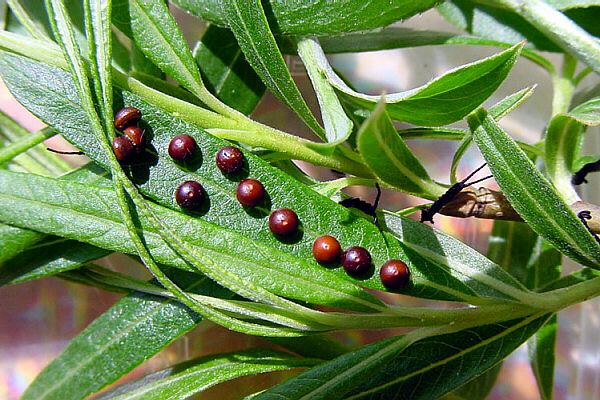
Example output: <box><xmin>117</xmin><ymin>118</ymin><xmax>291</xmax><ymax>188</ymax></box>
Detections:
<box><xmin>168</xmin><ymin>134</ymin><xmax>197</xmax><ymax>162</ymax></box>
<box><xmin>236</xmin><ymin>179</ymin><xmax>265</xmax><ymax>207</ymax></box>
<box><xmin>341</xmin><ymin>246</ymin><xmax>372</xmax><ymax>276</ymax></box>
<box><xmin>380</xmin><ymin>260</ymin><xmax>410</xmax><ymax>290</ymax></box>
<box><xmin>175</xmin><ymin>181</ymin><xmax>205</xmax><ymax>210</ymax></box>
<box><xmin>216</xmin><ymin>146</ymin><xmax>244</xmax><ymax>174</ymax></box>
<box><xmin>269</xmin><ymin>208</ymin><xmax>299</xmax><ymax>236</ymax></box>
<box><xmin>312</xmin><ymin>235</ymin><xmax>341</xmax><ymax>264</ymax></box>
<box><xmin>112</xmin><ymin>135</ymin><xmax>135</xmax><ymax>164</ymax></box>
<box><xmin>123</xmin><ymin>126</ymin><xmax>145</xmax><ymax>152</ymax></box>
<box><xmin>114</xmin><ymin>107</ymin><xmax>142</xmax><ymax>131</ymax></box>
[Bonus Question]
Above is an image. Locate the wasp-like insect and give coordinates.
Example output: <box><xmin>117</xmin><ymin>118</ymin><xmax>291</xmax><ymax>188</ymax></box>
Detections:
<box><xmin>339</xmin><ymin>183</ymin><xmax>382</xmax><ymax>231</ymax></box>
<box><xmin>421</xmin><ymin>164</ymin><xmax>493</xmax><ymax>224</ymax></box>
<box><xmin>572</xmin><ymin>159</ymin><xmax>600</xmax><ymax>185</ymax></box>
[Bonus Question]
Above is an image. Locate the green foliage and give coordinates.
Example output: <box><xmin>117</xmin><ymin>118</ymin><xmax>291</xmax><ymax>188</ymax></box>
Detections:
<box><xmin>1</xmin><ymin>0</ymin><xmax>600</xmax><ymax>399</ymax></box>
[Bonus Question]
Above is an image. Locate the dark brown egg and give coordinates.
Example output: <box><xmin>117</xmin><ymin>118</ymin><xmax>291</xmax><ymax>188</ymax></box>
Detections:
<box><xmin>123</xmin><ymin>126</ymin><xmax>145</xmax><ymax>152</ymax></box>
<box><xmin>114</xmin><ymin>107</ymin><xmax>142</xmax><ymax>131</ymax></box>
<box><xmin>175</xmin><ymin>181</ymin><xmax>205</xmax><ymax>210</ymax></box>
<box><xmin>216</xmin><ymin>146</ymin><xmax>244</xmax><ymax>174</ymax></box>
<box><xmin>380</xmin><ymin>260</ymin><xmax>410</xmax><ymax>290</ymax></box>
<box><xmin>312</xmin><ymin>235</ymin><xmax>341</xmax><ymax>264</ymax></box>
<box><xmin>269</xmin><ymin>208</ymin><xmax>299</xmax><ymax>236</ymax></box>
<box><xmin>236</xmin><ymin>179</ymin><xmax>265</xmax><ymax>207</ymax></box>
<box><xmin>341</xmin><ymin>246</ymin><xmax>372</xmax><ymax>276</ymax></box>
<box><xmin>168</xmin><ymin>134</ymin><xmax>197</xmax><ymax>162</ymax></box>
<box><xmin>112</xmin><ymin>135</ymin><xmax>135</xmax><ymax>164</ymax></box>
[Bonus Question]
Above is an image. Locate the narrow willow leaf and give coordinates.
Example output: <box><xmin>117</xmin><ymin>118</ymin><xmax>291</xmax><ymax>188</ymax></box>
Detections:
<box><xmin>86</xmin><ymin>0</ymin><xmax>113</xmax><ymax>130</ymax></box>
<box><xmin>0</xmin><ymin>163</ymin><xmax>110</xmax><ymax>263</ymax></box>
<box><xmin>314</xmin><ymin>27</ymin><xmax>553</xmax><ymax>72</ymax></box>
<box><xmin>6</xmin><ymin>0</ymin><xmax>50</xmax><ymax>39</ymax></box>
<box><xmin>220</xmin><ymin>0</ymin><xmax>325</xmax><ymax>136</ymax></box>
<box><xmin>382</xmin><ymin>213</ymin><xmax>532</xmax><ymax>304</ymax></box>
<box><xmin>297</xmin><ymin>38</ymin><xmax>353</xmax><ymax>154</ymax></box>
<box><xmin>0</xmin><ymin>238</ymin><xmax>110</xmax><ymax>286</ymax></box>
<box><xmin>498</xmin><ymin>0</ymin><xmax>600</xmax><ymax>75</ymax></box>
<box><xmin>445</xmin><ymin>364</ymin><xmax>502</xmax><ymax>400</ymax></box>
<box><xmin>438</xmin><ymin>0</ymin><xmax>561</xmax><ymax>52</ymax></box>
<box><xmin>487</xmin><ymin>221</ymin><xmax>538</xmax><ymax>284</ymax></box>
<box><xmin>319</xmin><ymin>42</ymin><xmax>523</xmax><ymax>126</ymax></box>
<box><xmin>545</xmin><ymin>97</ymin><xmax>600</xmax><ymax>202</ymax></box>
<box><xmin>529</xmin><ymin>315</ymin><xmax>557</xmax><ymax>400</ymax></box>
<box><xmin>172</xmin><ymin>0</ymin><xmax>440</xmax><ymax>35</ymax></box>
<box><xmin>95</xmin><ymin>349</ymin><xmax>319</xmax><ymax>400</ymax></box>
<box><xmin>0</xmin><ymin>169</ymin><xmax>383</xmax><ymax>312</ymax></box>
<box><xmin>525</xmin><ymin>237</ymin><xmax>561</xmax><ymax>400</ymax></box>
<box><xmin>128</xmin><ymin>0</ymin><xmax>205</xmax><ymax>96</ymax></box>
<box><xmin>193</xmin><ymin>23</ymin><xmax>265</xmax><ymax>115</ymax></box>
<box><xmin>469</xmin><ymin>107</ymin><xmax>600</xmax><ymax>268</ymax></box>
<box><xmin>22</xmin><ymin>272</ymin><xmax>232</xmax><ymax>400</ymax></box>
<box><xmin>130</xmin><ymin>42</ymin><xmax>163</xmax><ymax>77</ymax></box>
<box><xmin>0</xmin><ymin>53</ymin><xmax>532</xmax><ymax>304</ymax></box>
<box><xmin>357</xmin><ymin>99</ymin><xmax>444</xmax><ymax>199</ymax></box>
<box><xmin>256</xmin><ymin>314</ymin><xmax>550</xmax><ymax>400</ymax></box>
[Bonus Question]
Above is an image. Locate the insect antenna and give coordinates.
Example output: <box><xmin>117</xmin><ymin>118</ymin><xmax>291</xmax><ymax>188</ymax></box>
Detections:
<box><xmin>420</xmin><ymin>163</ymin><xmax>492</xmax><ymax>224</ymax></box>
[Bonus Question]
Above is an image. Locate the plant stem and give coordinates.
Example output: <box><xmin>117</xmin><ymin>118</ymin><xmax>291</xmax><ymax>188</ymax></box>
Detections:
<box><xmin>551</xmin><ymin>53</ymin><xmax>576</xmax><ymax>117</ymax></box>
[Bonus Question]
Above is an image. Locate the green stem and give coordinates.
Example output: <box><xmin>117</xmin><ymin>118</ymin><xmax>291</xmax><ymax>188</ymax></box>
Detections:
<box><xmin>207</xmin><ymin>128</ymin><xmax>374</xmax><ymax>177</ymax></box>
<box><xmin>551</xmin><ymin>53</ymin><xmax>576</xmax><ymax>117</ymax></box>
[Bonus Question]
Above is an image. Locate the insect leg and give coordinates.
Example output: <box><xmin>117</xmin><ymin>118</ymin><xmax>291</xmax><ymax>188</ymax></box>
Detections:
<box><xmin>373</xmin><ymin>183</ymin><xmax>382</xmax><ymax>231</ymax></box>
<box><xmin>46</xmin><ymin>147</ymin><xmax>85</xmax><ymax>155</ymax></box>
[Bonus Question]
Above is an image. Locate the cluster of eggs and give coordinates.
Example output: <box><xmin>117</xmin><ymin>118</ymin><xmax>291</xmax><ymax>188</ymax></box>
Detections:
<box><xmin>113</xmin><ymin>107</ymin><xmax>410</xmax><ymax>291</ymax></box>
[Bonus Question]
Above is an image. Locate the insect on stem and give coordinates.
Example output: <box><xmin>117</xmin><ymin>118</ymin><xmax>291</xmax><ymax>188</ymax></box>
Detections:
<box><xmin>339</xmin><ymin>183</ymin><xmax>383</xmax><ymax>231</ymax></box>
<box><xmin>577</xmin><ymin>210</ymin><xmax>600</xmax><ymax>246</ymax></box>
<box><xmin>420</xmin><ymin>163</ymin><xmax>493</xmax><ymax>224</ymax></box>
<box><xmin>572</xmin><ymin>159</ymin><xmax>600</xmax><ymax>185</ymax></box>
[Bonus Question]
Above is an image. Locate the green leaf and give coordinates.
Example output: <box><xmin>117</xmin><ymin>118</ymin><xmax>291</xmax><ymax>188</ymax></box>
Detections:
<box><xmin>382</xmin><ymin>212</ymin><xmax>533</xmax><ymax>305</ymax></box>
<box><xmin>0</xmin><ymin>169</ymin><xmax>385</xmax><ymax>312</ymax></box>
<box><xmin>220</xmin><ymin>0</ymin><xmax>324</xmax><ymax>136</ymax></box>
<box><xmin>254</xmin><ymin>314</ymin><xmax>550</xmax><ymax>400</ymax></box>
<box><xmin>0</xmin><ymin>53</ymin><xmax>535</xmax><ymax>304</ymax></box>
<box><xmin>128</xmin><ymin>0</ymin><xmax>206</xmax><ymax>97</ymax></box>
<box><xmin>446</xmin><ymin>364</ymin><xmax>502</xmax><ymax>400</ymax></box>
<box><xmin>0</xmin><ymin>238</ymin><xmax>110</xmax><ymax>286</ymax></box>
<box><xmin>438</xmin><ymin>0</ymin><xmax>561</xmax><ymax>52</ymax></box>
<box><xmin>319</xmin><ymin>42</ymin><xmax>524</xmax><ymax>126</ymax></box>
<box><xmin>95</xmin><ymin>349</ymin><xmax>319</xmax><ymax>400</ymax></box>
<box><xmin>524</xmin><ymin>238</ymin><xmax>561</xmax><ymax>400</ymax></box>
<box><xmin>487</xmin><ymin>221</ymin><xmax>538</xmax><ymax>284</ymax></box>
<box><xmin>172</xmin><ymin>0</ymin><xmax>440</xmax><ymax>35</ymax></box>
<box><xmin>297</xmin><ymin>38</ymin><xmax>353</xmax><ymax>153</ymax></box>
<box><xmin>528</xmin><ymin>315</ymin><xmax>557</xmax><ymax>400</ymax></box>
<box><xmin>468</xmin><ymin>107</ymin><xmax>600</xmax><ymax>268</ymax></box>
<box><xmin>452</xmin><ymin>0</ymin><xmax>600</xmax><ymax>75</ymax></box>
<box><xmin>0</xmin><ymin>163</ymin><xmax>110</xmax><ymax>263</ymax></box>
<box><xmin>313</xmin><ymin>27</ymin><xmax>553</xmax><ymax>72</ymax></box>
<box><xmin>356</xmin><ymin>99</ymin><xmax>444</xmax><ymax>199</ymax></box>
<box><xmin>22</xmin><ymin>272</ymin><xmax>231</xmax><ymax>400</ymax></box>
<box><xmin>193</xmin><ymin>23</ymin><xmax>265</xmax><ymax>115</ymax></box>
